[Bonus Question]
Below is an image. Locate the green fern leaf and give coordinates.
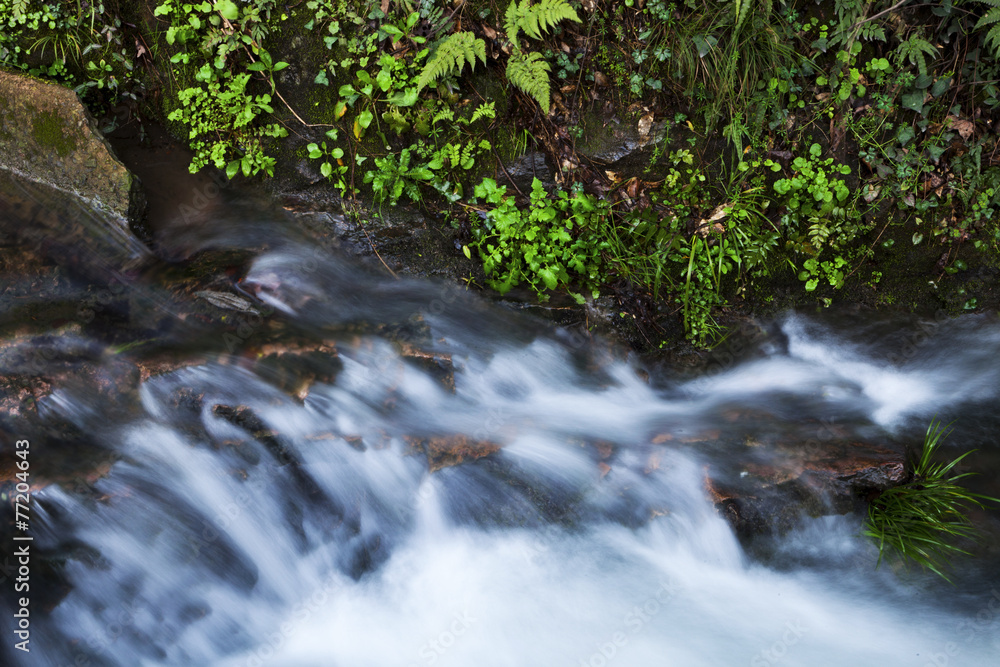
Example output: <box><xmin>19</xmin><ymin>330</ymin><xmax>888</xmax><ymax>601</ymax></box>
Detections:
<box><xmin>504</xmin><ymin>0</ymin><xmax>581</xmax><ymax>50</ymax></box>
<box><xmin>507</xmin><ymin>50</ymin><xmax>552</xmax><ymax>112</ymax></box>
<box><xmin>12</xmin><ymin>0</ymin><xmax>28</xmax><ymax>20</ymax></box>
<box><xmin>976</xmin><ymin>7</ymin><xmax>1000</xmax><ymax>54</ymax></box>
<box><xmin>468</xmin><ymin>101</ymin><xmax>496</xmax><ymax>125</ymax></box>
<box><xmin>735</xmin><ymin>0</ymin><xmax>750</xmax><ymax>31</ymax></box>
<box><xmin>417</xmin><ymin>31</ymin><xmax>486</xmax><ymax>91</ymax></box>
<box><xmin>989</xmin><ymin>23</ymin><xmax>1000</xmax><ymax>54</ymax></box>
<box><xmin>432</xmin><ymin>108</ymin><xmax>455</xmax><ymax>125</ymax></box>
<box><xmin>505</xmin><ymin>0</ymin><xmax>527</xmax><ymax>48</ymax></box>
<box><xmin>971</xmin><ymin>2</ymin><xmax>1000</xmax><ymax>56</ymax></box>
<box><xmin>895</xmin><ymin>36</ymin><xmax>937</xmax><ymax>76</ymax></box>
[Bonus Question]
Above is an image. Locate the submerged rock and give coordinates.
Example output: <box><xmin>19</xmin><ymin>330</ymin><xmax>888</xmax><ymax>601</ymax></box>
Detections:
<box><xmin>703</xmin><ymin>437</ymin><xmax>907</xmax><ymax>538</ymax></box>
<box><xmin>404</xmin><ymin>434</ymin><xmax>502</xmax><ymax>472</ymax></box>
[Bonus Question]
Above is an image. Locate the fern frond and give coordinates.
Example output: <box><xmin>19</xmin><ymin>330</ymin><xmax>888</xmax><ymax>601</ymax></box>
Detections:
<box><xmin>987</xmin><ymin>23</ymin><xmax>1000</xmax><ymax>55</ymax></box>
<box><xmin>504</xmin><ymin>0</ymin><xmax>581</xmax><ymax>50</ymax></box>
<box><xmin>417</xmin><ymin>31</ymin><xmax>486</xmax><ymax>91</ymax></box>
<box><xmin>507</xmin><ymin>50</ymin><xmax>552</xmax><ymax>112</ymax></box>
<box><xmin>978</xmin><ymin>7</ymin><xmax>1000</xmax><ymax>29</ymax></box>
<box><xmin>468</xmin><ymin>101</ymin><xmax>496</xmax><ymax>124</ymax></box>
<box><xmin>895</xmin><ymin>36</ymin><xmax>937</xmax><ymax>76</ymax></box>
<box><xmin>432</xmin><ymin>108</ymin><xmax>455</xmax><ymax>125</ymax></box>
<box><xmin>735</xmin><ymin>0</ymin><xmax>751</xmax><ymax>31</ymax></box>
<box><xmin>505</xmin><ymin>0</ymin><xmax>526</xmax><ymax>48</ymax></box>
<box><xmin>974</xmin><ymin>5</ymin><xmax>1000</xmax><ymax>55</ymax></box>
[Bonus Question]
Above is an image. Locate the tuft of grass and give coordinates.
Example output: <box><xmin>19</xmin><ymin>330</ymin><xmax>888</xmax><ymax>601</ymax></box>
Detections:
<box><xmin>864</xmin><ymin>419</ymin><xmax>1000</xmax><ymax>581</ymax></box>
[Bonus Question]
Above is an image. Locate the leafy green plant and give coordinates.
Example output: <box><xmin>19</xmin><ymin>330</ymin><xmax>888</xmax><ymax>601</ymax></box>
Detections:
<box><xmin>504</xmin><ymin>0</ymin><xmax>580</xmax><ymax>50</ymax></box>
<box><xmin>471</xmin><ymin>177</ymin><xmax>608</xmax><ymax>302</ymax></box>
<box><xmin>506</xmin><ymin>50</ymin><xmax>553</xmax><ymax>112</ymax></box>
<box><xmin>307</xmin><ymin>128</ymin><xmax>349</xmax><ymax>194</ymax></box>
<box><xmin>972</xmin><ymin>0</ymin><xmax>1000</xmax><ymax>56</ymax></box>
<box><xmin>672</xmin><ymin>183</ymin><xmax>779</xmax><ymax>344</ymax></box>
<box><xmin>894</xmin><ymin>35</ymin><xmax>938</xmax><ymax>76</ymax></box>
<box><xmin>167</xmin><ymin>72</ymin><xmax>288</xmax><ymax>177</ymax></box>
<box><xmin>650</xmin><ymin>0</ymin><xmax>796</xmax><ymax>130</ymax></box>
<box><xmin>155</xmin><ymin>0</ymin><xmax>293</xmax><ymax>175</ymax></box>
<box><xmin>0</xmin><ymin>0</ymin><xmax>136</xmax><ymax>102</ymax></box>
<box><xmin>364</xmin><ymin>148</ymin><xmax>435</xmax><ymax>205</ymax></box>
<box><xmin>304</xmin><ymin>0</ymin><xmax>359</xmax><ymax>41</ymax></box>
<box><xmin>769</xmin><ymin>144</ymin><xmax>865</xmax><ymax>291</ymax></box>
<box><xmin>864</xmin><ymin>419</ymin><xmax>1000</xmax><ymax>581</ymax></box>
<box><xmin>502</xmin><ymin>0</ymin><xmax>581</xmax><ymax>112</ymax></box>
<box><xmin>417</xmin><ymin>30</ymin><xmax>486</xmax><ymax>91</ymax></box>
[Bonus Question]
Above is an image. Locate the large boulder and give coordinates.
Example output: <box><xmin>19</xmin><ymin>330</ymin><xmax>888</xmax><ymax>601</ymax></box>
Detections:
<box><xmin>0</xmin><ymin>68</ymin><xmax>142</xmax><ymax>225</ymax></box>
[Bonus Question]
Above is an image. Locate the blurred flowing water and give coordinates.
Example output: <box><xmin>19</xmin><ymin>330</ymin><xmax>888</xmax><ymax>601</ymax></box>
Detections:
<box><xmin>2</xmin><ymin>180</ymin><xmax>1000</xmax><ymax>667</ymax></box>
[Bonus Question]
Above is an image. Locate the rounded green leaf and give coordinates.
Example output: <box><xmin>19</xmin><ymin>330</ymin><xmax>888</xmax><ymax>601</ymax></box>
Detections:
<box><xmin>539</xmin><ymin>268</ymin><xmax>558</xmax><ymax>291</ymax></box>
<box><xmin>215</xmin><ymin>0</ymin><xmax>239</xmax><ymax>21</ymax></box>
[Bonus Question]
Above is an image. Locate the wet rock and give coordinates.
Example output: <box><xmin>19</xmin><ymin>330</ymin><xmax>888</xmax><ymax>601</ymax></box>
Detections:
<box><xmin>397</xmin><ymin>341</ymin><xmax>455</xmax><ymax>393</ymax></box>
<box><xmin>703</xmin><ymin>438</ymin><xmax>907</xmax><ymax>538</ymax></box>
<box><xmin>133</xmin><ymin>354</ymin><xmax>208</xmax><ymax>383</ymax></box>
<box><xmin>0</xmin><ymin>333</ymin><xmax>131</xmax><ymax>510</ymax></box>
<box><xmin>498</xmin><ymin>151</ymin><xmax>555</xmax><ymax>192</ymax></box>
<box><xmin>404</xmin><ymin>434</ymin><xmax>503</xmax><ymax>472</ymax></box>
<box><xmin>0</xmin><ymin>329</ymin><xmax>141</xmax><ymax>417</ymax></box>
<box><xmin>240</xmin><ymin>339</ymin><xmax>341</xmax><ymax>401</ymax></box>
<box><xmin>575</xmin><ymin>107</ymin><xmax>666</xmax><ymax>170</ymax></box>
<box><xmin>0</xmin><ymin>170</ymin><xmax>149</xmax><ymax>305</ymax></box>
<box><xmin>0</xmin><ymin>68</ymin><xmax>142</xmax><ymax>224</ymax></box>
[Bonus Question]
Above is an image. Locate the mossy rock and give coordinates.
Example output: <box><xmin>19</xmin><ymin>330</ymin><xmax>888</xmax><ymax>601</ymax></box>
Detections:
<box><xmin>0</xmin><ymin>67</ymin><xmax>142</xmax><ymax>226</ymax></box>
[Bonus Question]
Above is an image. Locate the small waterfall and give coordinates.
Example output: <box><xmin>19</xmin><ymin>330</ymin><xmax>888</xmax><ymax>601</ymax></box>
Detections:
<box><xmin>2</xmin><ymin>201</ymin><xmax>1000</xmax><ymax>666</ymax></box>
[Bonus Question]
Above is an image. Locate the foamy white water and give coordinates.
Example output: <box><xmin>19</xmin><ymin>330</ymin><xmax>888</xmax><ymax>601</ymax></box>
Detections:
<box><xmin>10</xmin><ymin>244</ymin><xmax>1000</xmax><ymax>667</ymax></box>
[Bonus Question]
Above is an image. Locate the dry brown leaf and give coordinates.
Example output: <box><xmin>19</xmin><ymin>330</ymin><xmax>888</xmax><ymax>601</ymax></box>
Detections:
<box><xmin>706</xmin><ymin>204</ymin><xmax>728</xmax><ymax>222</ymax></box>
<box><xmin>638</xmin><ymin>112</ymin><xmax>654</xmax><ymax>139</ymax></box>
<box><xmin>946</xmin><ymin>115</ymin><xmax>974</xmax><ymax>141</ymax></box>
<box><xmin>625</xmin><ymin>177</ymin><xmax>640</xmax><ymax>199</ymax></box>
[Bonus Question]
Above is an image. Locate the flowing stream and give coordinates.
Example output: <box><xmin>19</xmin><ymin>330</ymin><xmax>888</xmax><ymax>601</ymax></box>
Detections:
<box><xmin>2</xmin><ymin>181</ymin><xmax>1000</xmax><ymax>667</ymax></box>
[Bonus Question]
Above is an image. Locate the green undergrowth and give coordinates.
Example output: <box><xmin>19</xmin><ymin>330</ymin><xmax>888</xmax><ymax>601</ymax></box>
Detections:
<box><xmin>0</xmin><ymin>0</ymin><xmax>141</xmax><ymax>121</ymax></box>
<box><xmin>9</xmin><ymin>1</ymin><xmax>1000</xmax><ymax>347</ymax></box>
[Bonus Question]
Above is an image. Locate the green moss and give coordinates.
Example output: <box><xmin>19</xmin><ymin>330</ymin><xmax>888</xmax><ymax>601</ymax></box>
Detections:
<box><xmin>29</xmin><ymin>108</ymin><xmax>78</xmax><ymax>158</ymax></box>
